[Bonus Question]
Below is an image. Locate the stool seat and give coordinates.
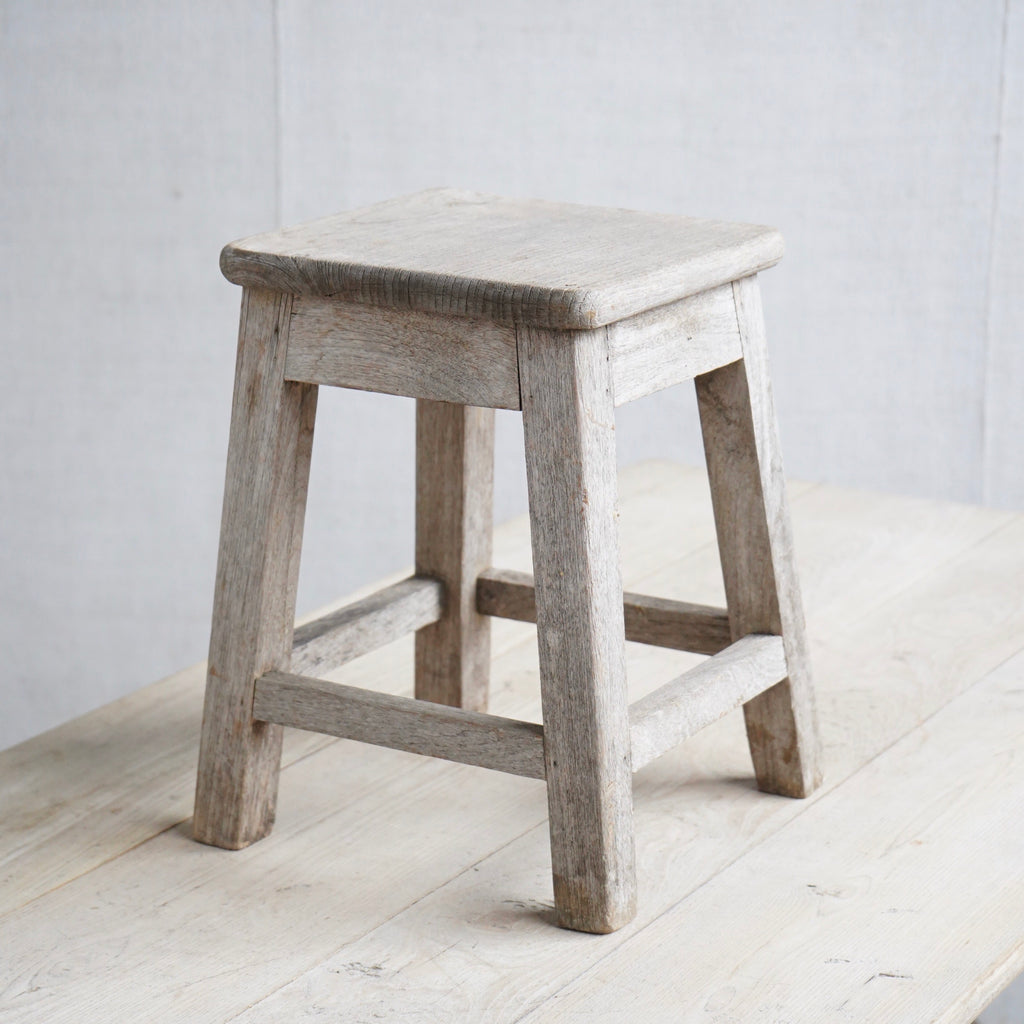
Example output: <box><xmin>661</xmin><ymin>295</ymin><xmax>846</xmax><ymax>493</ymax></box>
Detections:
<box><xmin>220</xmin><ymin>188</ymin><xmax>783</xmax><ymax>329</ymax></box>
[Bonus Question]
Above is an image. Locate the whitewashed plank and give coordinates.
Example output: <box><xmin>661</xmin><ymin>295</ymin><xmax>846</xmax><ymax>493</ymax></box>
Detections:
<box><xmin>1</xmin><ymin>468</ymin><xmax>1020</xmax><ymax>1024</ymax></box>
<box><xmin>0</xmin><ymin>738</ymin><xmax>548</xmax><ymax>1024</ymax></box>
<box><xmin>226</xmin><ymin>514</ymin><xmax>1024</xmax><ymax>1024</ymax></box>
<box><xmin>222</xmin><ymin>189</ymin><xmax>783</xmax><ymax>329</ymax></box>
<box><xmin>3</xmin><ymin>485</ymin><xmax>1017</xmax><ymax>1022</ymax></box>
<box><xmin>523</xmin><ymin>651</ymin><xmax>1024</xmax><ymax>1024</ymax></box>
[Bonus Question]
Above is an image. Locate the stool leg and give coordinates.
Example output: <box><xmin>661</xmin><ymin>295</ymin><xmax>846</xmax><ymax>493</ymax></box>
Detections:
<box><xmin>519</xmin><ymin>324</ymin><xmax>636</xmax><ymax>934</ymax></box>
<box><xmin>194</xmin><ymin>288</ymin><xmax>317</xmax><ymax>849</ymax></box>
<box><xmin>695</xmin><ymin>275</ymin><xmax>822</xmax><ymax>799</ymax></box>
<box><xmin>414</xmin><ymin>400</ymin><xmax>495</xmax><ymax>712</ymax></box>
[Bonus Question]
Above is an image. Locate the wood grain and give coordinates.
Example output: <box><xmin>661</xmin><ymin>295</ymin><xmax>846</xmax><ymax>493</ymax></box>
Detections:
<box><xmin>291</xmin><ymin>575</ymin><xmax>443</xmax><ymax>676</ymax></box>
<box><xmin>414</xmin><ymin>400</ymin><xmax>495</xmax><ymax>711</ymax></box>
<box><xmin>226</xmin><ymin>514</ymin><xmax>1024</xmax><ymax>1024</ymax></box>
<box><xmin>193</xmin><ymin>288</ymin><xmax>317</xmax><ymax>850</ymax></box>
<box><xmin>477</xmin><ymin>567</ymin><xmax>731</xmax><ymax>656</ymax></box>
<box><xmin>285</xmin><ymin>296</ymin><xmax>521</xmax><ymax>409</ymax></box>
<box><xmin>607</xmin><ymin>283</ymin><xmax>742</xmax><ymax>405</ymax></box>
<box><xmin>696</xmin><ymin>275</ymin><xmax>821</xmax><ymax>799</ymax></box>
<box><xmin>525</xmin><ymin>650</ymin><xmax>1024</xmax><ymax>1024</ymax></box>
<box><xmin>3</xmin><ymin>466</ymin><xmax>1023</xmax><ymax>1023</ymax></box>
<box><xmin>253</xmin><ymin>671</ymin><xmax>545</xmax><ymax>779</ymax></box>
<box><xmin>0</xmin><ymin>463</ymin><xmax>719</xmax><ymax>921</ymax></box>
<box><xmin>221</xmin><ymin>188</ymin><xmax>783</xmax><ymax>329</ymax></box>
<box><xmin>518</xmin><ymin>322</ymin><xmax>635</xmax><ymax>933</ymax></box>
<box><xmin>629</xmin><ymin>634</ymin><xmax>787</xmax><ymax>770</ymax></box>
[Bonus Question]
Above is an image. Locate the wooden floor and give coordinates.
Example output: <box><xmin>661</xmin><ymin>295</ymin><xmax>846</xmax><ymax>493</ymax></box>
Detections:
<box><xmin>3</xmin><ymin>461</ymin><xmax>1023</xmax><ymax>1022</ymax></box>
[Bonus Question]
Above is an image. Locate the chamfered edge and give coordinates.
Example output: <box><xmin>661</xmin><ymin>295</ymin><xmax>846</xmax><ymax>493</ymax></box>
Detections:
<box><xmin>219</xmin><ymin>212</ymin><xmax>784</xmax><ymax>331</ymax></box>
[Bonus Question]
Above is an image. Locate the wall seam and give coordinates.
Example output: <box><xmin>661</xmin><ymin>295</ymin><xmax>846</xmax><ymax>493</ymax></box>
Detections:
<box><xmin>272</xmin><ymin>0</ymin><xmax>282</xmax><ymax>227</ymax></box>
<box><xmin>980</xmin><ymin>0</ymin><xmax>1012</xmax><ymax>505</ymax></box>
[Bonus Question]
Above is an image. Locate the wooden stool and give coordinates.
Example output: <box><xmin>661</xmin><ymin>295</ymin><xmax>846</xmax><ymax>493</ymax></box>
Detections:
<box><xmin>193</xmin><ymin>188</ymin><xmax>821</xmax><ymax>934</ymax></box>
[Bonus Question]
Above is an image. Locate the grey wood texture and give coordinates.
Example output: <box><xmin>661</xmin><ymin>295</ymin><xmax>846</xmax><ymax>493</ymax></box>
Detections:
<box><xmin>291</xmin><ymin>576</ymin><xmax>443</xmax><ymax>676</ymax></box>
<box><xmin>531</xmin><ymin>651</ymin><xmax>1024</xmax><ymax>1024</ymax></box>
<box><xmin>221</xmin><ymin>188</ymin><xmax>783</xmax><ymax>329</ymax></box>
<box><xmin>193</xmin><ymin>289</ymin><xmax>317</xmax><ymax>849</ymax></box>
<box><xmin>607</xmin><ymin>282</ymin><xmax>742</xmax><ymax>405</ymax></box>
<box><xmin>477</xmin><ymin>567</ymin><xmax>731</xmax><ymax>656</ymax></box>
<box><xmin>253</xmin><ymin>671</ymin><xmax>545</xmax><ymax>780</ymax></box>
<box><xmin>629</xmin><ymin>634</ymin><xmax>787</xmax><ymax>771</ymax></box>
<box><xmin>696</xmin><ymin>277</ymin><xmax>821</xmax><ymax>799</ymax></box>
<box><xmin>5</xmin><ymin>464</ymin><xmax>1024</xmax><ymax>1022</ymax></box>
<box><xmin>414</xmin><ymin>401</ymin><xmax>495</xmax><ymax>711</ymax></box>
<box><xmin>285</xmin><ymin>296</ymin><xmax>521</xmax><ymax>409</ymax></box>
<box><xmin>518</xmin><ymin>323</ymin><xmax>635</xmax><ymax>933</ymax></box>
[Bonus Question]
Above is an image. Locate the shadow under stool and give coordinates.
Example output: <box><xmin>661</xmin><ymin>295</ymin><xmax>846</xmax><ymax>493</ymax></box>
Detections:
<box><xmin>193</xmin><ymin>188</ymin><xmax>821</xmax><ymax>934</ymax></box>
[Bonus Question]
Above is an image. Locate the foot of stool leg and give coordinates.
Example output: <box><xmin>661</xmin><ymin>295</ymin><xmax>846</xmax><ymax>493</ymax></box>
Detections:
<box><xmin>194</xmin><ymin>289</ymin><xmax>318</xmax><ymax>849</ymax></box>
<box><xmin>696</xmin><ymin>276</ymin><xmax>821</xmax><ymax>799</ymax></box>
<box><xmin>519</xmin><ymin>324</ymin><xmax>636</xmax><ymax>934</ymax></box>
<box><xmin>414</xmin><ymin>400</ymin><xmax>495</xmax><ymax>712</ymax></box>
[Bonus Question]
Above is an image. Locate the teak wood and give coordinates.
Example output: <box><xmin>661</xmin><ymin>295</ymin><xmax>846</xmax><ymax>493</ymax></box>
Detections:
<box><xmin>193</xmin><ymin>289</ymin><xmax>316</xmax><ymax>850</ymax></box>
<box><xmin>414</xmin><ymin>400</ymin><xmax>495</xmax><ymax>711</ymax></box>
<box><xmin>629</xmin><ymin>634</ymin><xmax>788</xmax><ymax>770</ymax></box>
<box><xmin>194</xmin><ymin>189</ymin><xmax>819</xmax><ymax>934</ymax></box>
<box><xmin>221</xmin><ymin>188</ymin><xmax>783</xmax><ymax>328</ymax></box>
<box><xmin>254</xmin><ymin>672</ymin><xmax>546</xmax><ymax>780</ymax></box>
<box><xmin>477</xmin><ymin>567</ymin><xmax>732</xmax><ymax>656</ymax></box>
<box><xmin>518</xmin><ymin>322</ymin><xmax>637</xmax><ymax>933</ymax></box>
<box><xmin>696</xmin><ymin>277</ymin><xmax>821</xmax><ymax>797</ymax></box>
<box><xmin>290</xmin><ymin>575</ymin><xmax>443</xmax><ymax>677</ymax></box>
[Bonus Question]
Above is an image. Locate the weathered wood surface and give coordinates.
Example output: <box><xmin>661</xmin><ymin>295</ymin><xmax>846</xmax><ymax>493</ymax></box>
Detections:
<box><xmin>528</xmin><ymin>648</ymin><xmax>1024</xmax><ymax>1024</ymax></box>
<box><xmin>477</xmin><ymin>567</ymin><xmax>732</xmax><ymax>656</ymax></box>
<box><xmin>285</xmin><ymin>297</ymin><xmax>521</xmax><ymax>409</ymax></box>
<box><xmin>291</xmin><ymin>575</ymin><xmax>443</xmax><ymax>676</ymax></box>
<box><xmin>193</xmin><ymin>288</ymin><xmax>317</xmax><ymax>850</ymax></box>
<box><xmin>519</xmin><ymin>323</ymin><xmax>635</xmax><ymax>933</ymax></box>
<box><xmin>696</xmin><ymin>275</ymin><xmax>821</xmax><ymax>799</ymax></box>
<box><xmin>607</xmin><ymin>283</ymin><xmax>742</xmax><ymax>405</ymax></box>
<box><xmin>0</xmin><ymin>463</ymin><xmax>730</xmax><ymax>918</ymax></box>
<box><xmin>221</xmin><ymin>188</ymin><xmax>783</xmax><ymax>329</ymax></box>
<box><xmin>414</xmin><ymin>400</ymin><xmax>495</xmax><ymax>711</ymax></box>
<box><xmin>629</xmin><ymin>634</ymin><xmax>787</xmax><ymax>770</ymax></box>
<box><xmin>254</xmin><ymin>671</ymin><xmax>545</xmax><ymax>779</ymax></box>
<box><xmin>2</xmin><ymin>463</ymin><xmax>1023</xmax><ymax>1023</ymax></box>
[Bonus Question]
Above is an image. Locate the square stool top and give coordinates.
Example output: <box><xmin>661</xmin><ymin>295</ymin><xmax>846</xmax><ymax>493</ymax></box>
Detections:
<box><xmin>221</xmin><ymin>188</ymin><xmax>783</xmax><ymax>330</ymax></box>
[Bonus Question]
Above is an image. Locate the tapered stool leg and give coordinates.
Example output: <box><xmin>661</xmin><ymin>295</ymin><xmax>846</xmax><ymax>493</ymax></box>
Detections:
<box><xmin>519</xmin><ymin>324</ymin><xmax>636</xmax><ymax>934</ymax></box>
<box><xmin>194</xmin><ymin>288</ymin><xmax>318</xmax><ymax>848</ymax></box>
<box><xmin>695</xmin><ymin>275</ymin><xmax>821</xmax><ymax>798</ymax></box>
<box><xmin>414</xmin><ymin>400</ymin><xmax>495</xmax><ymax>712</ymax></box>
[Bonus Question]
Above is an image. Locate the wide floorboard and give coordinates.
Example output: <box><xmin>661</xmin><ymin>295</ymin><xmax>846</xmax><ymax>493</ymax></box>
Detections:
<box><xmin>1</xmin><ymin>462</ymin><xmax>1022</xmax><ymax>1022</ymax></box>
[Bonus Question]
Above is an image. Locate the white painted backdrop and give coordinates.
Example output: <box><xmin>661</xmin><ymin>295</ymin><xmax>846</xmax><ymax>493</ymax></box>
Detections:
<box><xmin>2</xmin><ymin>5</ymin><xmax>1023</xmax><ymax>1011</ymax></box>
